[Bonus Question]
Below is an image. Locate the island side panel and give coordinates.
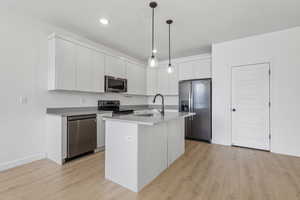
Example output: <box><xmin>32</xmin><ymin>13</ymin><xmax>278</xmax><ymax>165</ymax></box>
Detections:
<box><xmin>167</xmin><ymin>118</ymin><xmax>185</xmax><ymax>167</ymax></box>
<box><xmin>105</xmin><ymin>120</ymin><xmax>139</xmax><ymax>192</ymax></box>
<box><xmin>46</xmin><ymin>115</ymin><xmax>66</xmax><ymax>165</ymax></box>
<box><xmin>137</xmin><ymin>123</ymin><xmax>168</xmax><ymax>191</ymax></box>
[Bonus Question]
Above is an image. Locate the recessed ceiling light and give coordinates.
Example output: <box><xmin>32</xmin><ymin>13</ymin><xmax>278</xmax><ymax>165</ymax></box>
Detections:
<box><xmin>99</xmin><ymin>18</ymin><xmax>109</xmax><ymax>25</ymax></box>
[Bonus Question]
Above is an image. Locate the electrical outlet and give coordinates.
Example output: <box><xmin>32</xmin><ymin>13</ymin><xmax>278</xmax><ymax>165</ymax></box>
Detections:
<box><xmin>80</xmin><ymin>97</ymin><xmax>86</xmax><ymax>104</ymax></box>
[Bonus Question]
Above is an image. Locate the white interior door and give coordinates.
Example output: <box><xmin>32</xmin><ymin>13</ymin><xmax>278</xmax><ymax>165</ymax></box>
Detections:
<box><xmin>231</xmin><ymin>63</ymin><xmax>270</xmax><ymax>150</ymax></box>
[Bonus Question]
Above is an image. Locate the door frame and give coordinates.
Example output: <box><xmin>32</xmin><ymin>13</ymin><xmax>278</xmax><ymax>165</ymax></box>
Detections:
<box><xmin>230</xmin><ymin>62</ymin><xmax>271</xmax><ymax>151</ymax></box>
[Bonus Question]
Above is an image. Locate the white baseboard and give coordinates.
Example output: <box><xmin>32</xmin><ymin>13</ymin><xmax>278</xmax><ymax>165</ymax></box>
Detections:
<box><xmin>94</xmin><ymin>146</ymin><xmax>105</xmax><ymax>153</ymax></box>
<box><xmin>0</xmin><ymin>153</ymin><xmax>46</xmax><ymax>172</ymax></box>
<box><xmin>211</xmin><ymin>139</ymin><xmax>231</xmax><ymax>146</ymax></box>
<box><xmin>271</xmin><ymin>149</ymin><xmax>300</xmax><ymax>158</ymax></box>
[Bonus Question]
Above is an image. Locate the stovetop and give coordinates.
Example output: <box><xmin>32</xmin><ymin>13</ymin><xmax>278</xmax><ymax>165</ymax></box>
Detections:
<box><xmin>98</xmin><ymin>100</ymin><xmax>133</xmax><ymax>115</ymax></box>
<box><xmin>112</xmin><ymin>109</ymin><xmax>134</xmax><ymax>115</ymax></box>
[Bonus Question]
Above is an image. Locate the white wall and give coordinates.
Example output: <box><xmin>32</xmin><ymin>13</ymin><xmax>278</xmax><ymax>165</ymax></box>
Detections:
<box><xmin>0</xmin><ymin>11</ymin><xmax>147</xmax><ymax>171</ymax></box>
<box><xmin>212</xmin><ymin>27</ymin><xmax>300</xmax><ymax>157</ymax></box>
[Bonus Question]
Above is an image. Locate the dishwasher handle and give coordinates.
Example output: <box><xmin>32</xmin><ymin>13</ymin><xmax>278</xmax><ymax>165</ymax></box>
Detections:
<box><xmin>68</xmin><ymin>114</ymin><xmax>96</xmax><ymax>121</ymax></box>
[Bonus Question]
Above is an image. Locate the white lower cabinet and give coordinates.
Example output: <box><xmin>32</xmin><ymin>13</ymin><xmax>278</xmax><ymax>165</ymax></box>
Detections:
<box><xmin>97</xmin><ymin>113</ymin><xmax>112</xmax><ymax>149</ymax></box>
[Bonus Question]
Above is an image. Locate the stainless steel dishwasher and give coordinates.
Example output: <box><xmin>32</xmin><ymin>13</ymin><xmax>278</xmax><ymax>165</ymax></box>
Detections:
<box><xmin>67</xmin><ymin>114</ymin><xmax>97</xmax><ymax>159</ymax></box>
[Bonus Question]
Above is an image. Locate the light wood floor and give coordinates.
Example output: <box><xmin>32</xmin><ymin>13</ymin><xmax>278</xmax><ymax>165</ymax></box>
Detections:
<box><xmin>1</xmin><ymin>141</ymin><xmax>300</xmax><ymax>200</ymax></box>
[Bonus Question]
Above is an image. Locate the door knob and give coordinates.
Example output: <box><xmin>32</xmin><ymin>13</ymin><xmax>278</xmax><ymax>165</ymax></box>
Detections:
<box><xmin>232</xmin><ymin>108</ymin><xmax>236</xmax><ymax>112</ymax></box>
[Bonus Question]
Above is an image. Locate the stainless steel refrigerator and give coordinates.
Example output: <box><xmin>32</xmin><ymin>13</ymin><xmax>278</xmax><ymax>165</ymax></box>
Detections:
<box><xmin>179</xmin><ymin>79</ymin><xmax>212</xmax><ymax>142</ymax></box>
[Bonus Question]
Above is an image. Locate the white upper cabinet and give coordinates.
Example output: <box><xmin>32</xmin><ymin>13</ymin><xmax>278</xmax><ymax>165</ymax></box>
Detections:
<box><xmin>48</xmin><ymin>34</ymin><xmax>105</xmax><ymax>92</ymax></box>
<box><xmin>91</xmin><ymin>50</ymin><xmax>105</xmax><ymax>93</ymax></box>
<box><xmin>75</xmin><ymin>45</ymin><xmax>105</xmax><ymax>92</ymax></box>
<box><xmin>127</xmin><ymin>62</ymin><xmax>146</xmax><ymax>95</ymax></box>
<box><xmin>167</xmin><ymin>65</ymin><xmax>179</xmax><ymax>95</ymax></box>
<box><xmin>156</xmin><ymin>65</ymin><xmax>179</xmax><ymax>95</ymax></box>
<box><xmin>193</xmin><ymin>58</ymin><xmax>211</xmax><ymax>79</ymax></box>
<box><xmin>49</xmin><ymin>37</ymin><xmax>76</xmax><ymax>90</ymax></box>
<box><xmin>76</xmin><ymin>44</ymin><xmax>93</xmax><ymax>92</ymax></box>
<box><xmin>178</xmin><ymin>61</ymin><xmax>194</xmax><ymax>81</ymax></box>
<box><xmin>178</xmin><ymin>58</ymin><xmax>211</xmax><ymax>81</ymax></box>
<box><xmin>156</xmin><ymin>67</ymin><xmax>169</xmax><ymax>95</ymax></box>
<box><xmin>146</xmin><ymin>68</ymin><xmax>157</xmax><ymax>95</ymax></box>
<box><xmin>105</xmin><ymin>55</ymin><xmax>127</xmax><ymax>78</ymax></box>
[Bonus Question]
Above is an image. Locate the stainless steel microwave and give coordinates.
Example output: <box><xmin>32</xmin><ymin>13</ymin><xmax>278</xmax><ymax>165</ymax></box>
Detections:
<box><xmin>105</xmin><ymin>76</ymin><xmax>127</xmax><ymax>93</ymax></box>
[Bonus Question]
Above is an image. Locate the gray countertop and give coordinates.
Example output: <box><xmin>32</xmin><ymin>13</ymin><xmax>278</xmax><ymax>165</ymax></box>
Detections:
<box><xmin>103</xmin><ymin>112</ymin><xmax>195</xmax><ymax>126</ymax></box>
<box><xmin>46</xmin><ymin>107</ymin><xmax>111</xmax><ymax>116</ymax></box>
<box><xmin>46</xmin><ymin>105</ymin><xmax>179</xmax><ymax>117</ymax></box>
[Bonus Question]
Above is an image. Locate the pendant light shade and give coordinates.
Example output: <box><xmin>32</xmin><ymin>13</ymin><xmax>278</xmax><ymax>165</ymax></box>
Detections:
<box><xmin>148</xmin><ymin>2</ymin><xmax>158</xmax><ymax>67</ymax></box>
<box><xmin>166</xmin><ymin>19</ymin><xmax>174</xmax><ymax>73</ymax></box>
<box><xmin>148</xmin><ymin>55</ymin><xmax>158</xmax><ymax>67</ymax></box>
<box><xmin>167</xmin><ymin>65</ymin><xmax>174</xmax><ymax>73</ymax></box>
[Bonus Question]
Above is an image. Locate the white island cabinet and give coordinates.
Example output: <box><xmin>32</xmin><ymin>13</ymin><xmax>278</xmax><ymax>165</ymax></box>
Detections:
<box><xmin>103</xmin><ymin>112</ymin><xmax>194</xmax><ymax>192</ymax></box>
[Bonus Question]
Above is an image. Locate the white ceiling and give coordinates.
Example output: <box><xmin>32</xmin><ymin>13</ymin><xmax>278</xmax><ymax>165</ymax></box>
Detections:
<box><xmin>2</xmin><ymin>0</ymin><xmax>300</xmax><ymax>62</ymax></box>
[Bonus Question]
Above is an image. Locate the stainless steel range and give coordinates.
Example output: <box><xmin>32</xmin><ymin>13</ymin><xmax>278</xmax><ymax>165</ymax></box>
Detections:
<box><xmin>98</xmin><ymin>100</ymin><xmax>134</xmax><ymax>115</ymax></box>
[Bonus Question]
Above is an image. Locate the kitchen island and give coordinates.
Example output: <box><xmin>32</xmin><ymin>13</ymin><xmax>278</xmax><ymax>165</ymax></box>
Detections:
<box><xmin>103</xmin><ymin>111</ymin><xmax>195</xmax><ymax>192</ymax></box>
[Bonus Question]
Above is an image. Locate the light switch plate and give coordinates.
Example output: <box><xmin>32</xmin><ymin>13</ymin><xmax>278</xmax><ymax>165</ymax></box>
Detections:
<box><xmin>20</xmin><ymin>96</ymin><xmax>28</xmax><ymax>104</ymax></box>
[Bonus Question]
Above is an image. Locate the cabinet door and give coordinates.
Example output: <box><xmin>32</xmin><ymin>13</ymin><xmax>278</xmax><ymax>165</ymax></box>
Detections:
<box><xmin>76</xmin><ymin>45</ymin><xmax>92</xmax><ymax>92</ymax></box>
<box><xmin>178</xmin><ymin>59</ymin><xmax>212</xmax><ymax>81</ymax></box>
<box><xmin>91</xmin><ymin>50</ymin><xmax>105</xmax><ymax>92</ymax></box>
<box><xmin>127</xmin><ymin>62</ymin><xmax>146</xmax><ymax>95</ymax></box>
<box><xmin>138</xmin><ymin>66</ymin><xmax>147</xmax><ymax>95</ymax></box>
<box><xmin>167</xmin><ymin>65</ymin><xmax>179</xmax><ymax>95</ymax></box>
<box><xmin>156</xmin><ymin>67</ymin><xmax>168</xmax><ymax>95</ymax></box>
<box><xmin>193</xmin><ymin>58</ymin><xmax>211</xmax><ymax>79</ymax></box>
<box><xmin>55</xmin><ymin>38</ymin><xmax>76</xmax><ymax>90</ymax></box>
<box><xmin>178</xmin><ymin>61</ymin><xmax>194</xmax><ymax>81</ymax></box>
<box><xmin>146</xmin><ymin>68</ymin><xmax>157</xmax><ymax>95</ymax></box>
<box><xmin>127</xmin><ymin>62</ymin><xmax>139</xmax><ymax>94</ymax></box>
<box><xmin>105</xmin><ymin>55</ymin><xmax>126</xmax><ymax>78</ymax></box>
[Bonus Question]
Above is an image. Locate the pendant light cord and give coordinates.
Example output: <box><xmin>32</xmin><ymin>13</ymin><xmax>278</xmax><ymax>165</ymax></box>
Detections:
<box><xmin>168</xmin><ymin>23</ymin><xmax>171</xmax><ymax>66</ymax></box>
<box><xmin>152</xmin><ymin>7</ymin><xmax>155</xmax><ymax>57</ymax></box>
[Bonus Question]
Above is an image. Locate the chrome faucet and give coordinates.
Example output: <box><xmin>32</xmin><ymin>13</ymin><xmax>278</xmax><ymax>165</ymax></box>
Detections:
<box><xmin>153</xmin><ymin>93</ymin><xmax>165</xmax><ymax>115</ymax></box>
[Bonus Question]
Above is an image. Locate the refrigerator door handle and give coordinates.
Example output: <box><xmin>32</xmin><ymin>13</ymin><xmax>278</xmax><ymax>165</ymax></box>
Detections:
<box><xmin>190</xmin><ymin>82</ymin><xmax>193</xmax><ymax>120</ymax></box>
<box><xmin>188</xmin><ymin>87</ymin><xmax>192</xmax><ymax>120</ymax></box>
<box><xmin>188</xmin><ymin>86</ymin><xmax>191</xmax><ymax>112</ymax></box>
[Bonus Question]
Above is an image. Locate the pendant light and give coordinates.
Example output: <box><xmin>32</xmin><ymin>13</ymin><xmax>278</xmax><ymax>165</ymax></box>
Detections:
<box><xmin>148</xmin><ymin>2</ymin><xmax>158</xmax><ymax>67</ymax></box>
<box><xmin>166</xmin><ymin>19</ymin><xmax>174</xmax><ymax>73</ymax></box>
